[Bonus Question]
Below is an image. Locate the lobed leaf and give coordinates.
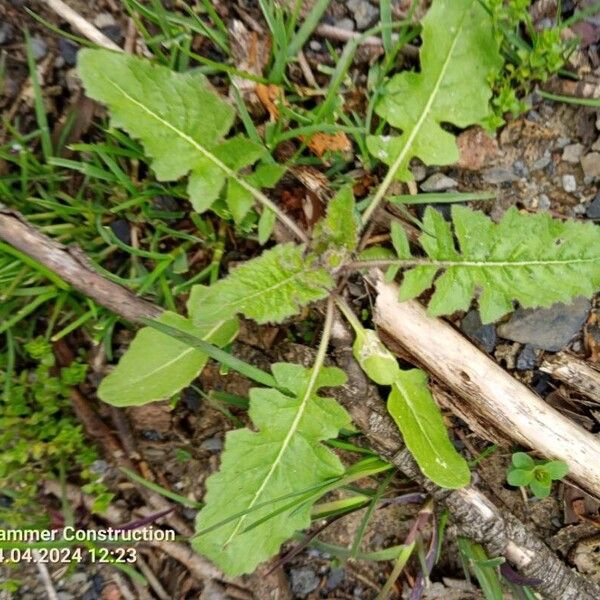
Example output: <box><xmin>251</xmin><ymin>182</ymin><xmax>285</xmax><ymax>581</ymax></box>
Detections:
<box><xmin>367</xmin><ymin>0</ymin><xmax>502</xmax><ymax>181</ymax></box>
<box><xmin>396</xmin><ymin>206</ymin><xmax>600</xmax><ymax>323</ymax></box>
<box><xmin>191</xmin><ymin>243</ymin><xmax>334</xmax><ymax>326</ymax></box>
<box><xmin>193</xmin><ymin>362</ymin><xmax>351</xmax><ymax>575</ymax></box>
<box><xmin>77</xmin><ymin>50</ymin><xmax>265</xmax><ymax>222</ymax></box>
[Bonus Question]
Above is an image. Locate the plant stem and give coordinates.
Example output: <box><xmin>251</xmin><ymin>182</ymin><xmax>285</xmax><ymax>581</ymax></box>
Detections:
<box><xmin>334</xmin><ymin>296</ymin><xmax>364</xmax><ymax>337</ymax></box>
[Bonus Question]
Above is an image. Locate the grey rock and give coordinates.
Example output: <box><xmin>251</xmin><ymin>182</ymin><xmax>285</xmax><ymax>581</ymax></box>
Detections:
<box><xmin>347</xmin><ymin>0</ymin><xmax>379</xmax><ymax>29</ymax></box>
<box><xmin>562</xmin><ymin>174</ymin><xmax>577</xmax><ymax>193</ymax></box>
<box><xmin>538</xmin><ymin>194</ymin><xmax>551</xmax><ymax>211</ymax></box>
<box><xmin>289</xmin><ymin>568</ymin><xmax>319</xmax><ymax>597</ymax></box>
<box><xmin>201</xmin><ymin>436</ymin><xmax>223</xmax><ymax>451</ymax></box>
<box><xmin>513</xmin><ymin>160</ymin><xmax>529</xmax><ymax>178</ymax></box>
<box><xmin>59</xmin><ymin>38</ymin><xmax>79</xmax><ymax>66</ymax></box>
<box><xmin>309</xmin><ymin>40</ymin><xmax>321</xmax><ymax>51</ymax></box>
<box><xmin>89</xmin><ymin>459</ymin><xmax>109</xmax><ymax>475</ymax></box>
<box><xmin>555</xmin><ymin>137</ymin><xmax>571</xmax><ymax>149</ymax></box>
<box><xmin>562</xmin><ymin>143</ymin><xmax>584</xmax><ymax>163</ymax></box>
<box><xmin>101</xmin><ymin>25</ymin><xmax>124</xmax><ymax>46</ymax></box>
<box><xmin>0</xmin><ymin>23</ymin><xmax>13</xmax><ymax>45</ymax></box>
<box><xmin>326</xmin><ymin>568</ymin><xmax>345</xmax><ymax>591</ymax></box>
<box><xmin>420</xmin><ymin>172</ymin><xmax>458</xmax><ymax>191</ymax></box>
<box><xmin>592</xmin><ymin>136</ymin><xmax>600</xmax><ymax>152</ymax></box>
<box><xmin>531</xmin><ymin>155</ymin><xmax>551</xmax><ymax>171</ymax></box>
<box><xmin>30</xmin><ymin>35</ymin><xmax>48</xmax><ymax>60</ymax></box>
<box><xmin>461</xmin><ymin>310</ymin><xmax>496</xmax><ymax>353</ymax></box>
<box><xmin>334</xmin><ymin>18</ymin><xmax>355</xmax><ymax>31</ymax></box>
<box><xmin>482</xmin><ymin>167</ymin><xmax>517</xmax><ymax>185</ymax></box>
<box><xmin>93</xmin><ymin>12</ymin><xmax>116</xmax><ymax>28</ymax></box>
<box><xmin>516</xmin><ymin>344</ymin><xmax>538</xmax><ymax>370</ymax></box>
<box><xmin>581</xmin><ymin>152</ymin><xmax>600</xmax><ymax>178</ymax></box>
<box><xmin>497</xmin><ymin>298</ymin><xmax>591</xmax><ymax>351</ymax></box>
<box><xmin>586</xmin><ymin>193</ymin><xmax>600</xmax><ymax>219</ymax></box>
<box><xmin>110</xmin><ymin>219</ymin><xmax>131</xmax><ymax>245</ymax></box>
<box><xmin>411</xmin><ymin>163</ymin><xmax>427</xmax><ymax>182</ymax></box>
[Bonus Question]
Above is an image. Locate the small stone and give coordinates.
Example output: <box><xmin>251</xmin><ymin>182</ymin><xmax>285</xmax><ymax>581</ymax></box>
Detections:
<box><xmin>482</xmin><ymin>167</ymin><xmax>517</xmax><ymax>185</ymax></box>
<box><xmin>420</xmin><ymin>172</ymin><xmax>458</xmax><ymax>191</ymax></box>
<box><xmin>461</xmin><ymin>310</ymin><xmax>496</xmax><ymax>354</ymax></box>
<box><xmin>497</xmin><ymin>298</ymin><xmax>591</xmax><ymax>351</ymax></box>
<box><xmin>326</xmin><ymin>568</ymin><xmax>345</xmax><ymax>591</ymax></box>
<box><xmin>93</xmin><ymin>12</ymin><xmax>116</xmax><ymax>28</ymax></box>
<box><xmin>0</xmin><ymin>23</ymin><xmax>13</xmax><ymax>45</ymax></box>
<box><xmin>201</xmin><ymin>436</ymin><xmax>223</xmax><ymax>452</ymax></box>
<box><xmin>592</xmin><ymin>137</ymin><xmax>600</xmax><ymax>152</ymax></box>
<box><xmin>89</xmin><ymin>460</ymin><xmax>109</xmax><ymax>475</ymax></box>
<box><xmin>555</xmin><ymin>137</ymin><xmax>571</xmax><ymax>149</ymax></box>
<box><xmin>334</xmin><ymin>18</ymin><xmax>355</xmax><ymax>31</ymax></box>
<box><xmin>538</xmin><ymin>194</ymin><xmax>551</xmax><ymax>211</ymax></box>
<box><xmin>289</xmin><ymin>568</ymin><xmax>319</xmax><ymax>598</ymax></box>
<box><xmin>58</xmin><ymin>38</ymin><xmax>79</xmax><ymax>66</ymax></box>
<box><xmin>309</xmin><ymin>40</ymin><xmax>321</xmax><ymax>51</ymax></box>
<box><xmin>562</xmin><ymin>143</ymin><xmax>584</xmax><ymax>163</ymax></box>
<box><xmin>101</xmin><ymin>25</ymin><xmax>124</xmax><ymax>46</ymax></box>
<box><xmin>581</xmin><ymin>152</ymin><xmax>600</xmax><ymax>178</ymax></box>
<box><xmin>456</xmin><ymin>126</ymin><xmax>499</xmax><ymax>170</ymax></box>
<box><xmin>30</xmin><ymin>35</ymin><xmax>47</xmax><ymax>60</ymax></box>
<box><xmin>347</xmin><ymin>0</ymin><xmax>379</xmax><ymax>29</ymax></box>
<box><xmin>67</xmin><ymin>573</ymin><xmax>88</xmax><ymax>586</ymax></box>
<box><xmin>513</xmin><ymin>160</ymin><xmax>529</xmax><ymax>178</ymax></box>
<box><xmin>586</xmin><ymin>194</ymin><xmax>600</xmax><ymax>219</ymax></box>
<box><xmin>410</xmin><ymin>163</ymin><xmax>427</xmax><ymax>182</ymax></box>
<box><xmin>200</xmin><ymin>581</ymin><xmax>229</xmax><ymax>600</ymax></box>
<box><xmin>110</xmin><ymin>219</ymin><xmax>131</xmax><ymax>245</ymax></box>
<box><xmin>516</xmin><ymin>344</ymin><xmax>538</xmax><ymax>371</ymax></box>
<box><xmin>531</xmin><ymin>155</ymin><xmax>551</xmax><ymax>171</ymax></box>
<box><xmin>562</xmin><ymin>174</ymin><xmax>577</xmax><ymax>193</ymax></box>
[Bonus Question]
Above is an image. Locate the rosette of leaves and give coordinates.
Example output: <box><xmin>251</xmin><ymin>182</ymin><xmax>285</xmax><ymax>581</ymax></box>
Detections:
<box><xmin>507</xmin><ymin>452</ymin><xmax>568</xmax><ymax>498</ymax></box>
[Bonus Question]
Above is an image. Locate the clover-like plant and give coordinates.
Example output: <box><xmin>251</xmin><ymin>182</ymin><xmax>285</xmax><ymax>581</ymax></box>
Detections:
<box><xmin>507</xmin><ymin>452</ymin><xmax>569</xmax><ymax>499</ymax></box>
<box><xmin>77</xmin><ymin>0</ymin><xmax>600</xmax><ymax>576</ymax></box>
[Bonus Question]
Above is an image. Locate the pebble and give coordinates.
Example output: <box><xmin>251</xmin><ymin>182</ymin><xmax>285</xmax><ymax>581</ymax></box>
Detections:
<box><xmin>200</xmin><ymin>581</ymin><xmax>230</xmax><ymax>600</ymax></box>
<box><xmin>200</xmin><ymin>436</ymin><xmax>223</xmax><ymax>452</ymax></box>
<box><xmin>581</xmin><ymin>152</ymin><xmax>600</xmax><ymax>178</ymax></box>
<box><xmin>0</xmin><ymin>23</ymin><xmax>13</xmax><ymax>45</ymax></box>
<box><xmin>289</xmin><ymin>568</ymin><xmax>320</xmax><ymax>597</ymax></box>
<box><xmin>411</xmin><ymin>163</ymin><xmax>427</xmax><ymax>182</ymax></box>
<box><xmin>531</xmin><ymin>155</ymin><xmax>551</xmax><ymax>171</ymax></box>
<box><xmin>482</xmin><ymin>167</ymin><xmax>517</xmax><ymax>185</ymax></box>
<box><xmin>516</xmin><ymin>344</ymin><xmax>538</xmax><ymax>370</ymax></box>
<box><xmin>538</xmin><ymin>194</ymin><xmax>551</xmax><ymax>211</ymax></box>
<box><xmin>592</xmin><ymin>137</ymin><xmax>600</xmax><ymax>152</ymax></box>
<box><xmin>309</xmin><ymin>40</ymin><xmax>321</xmax><ymax>51</ymax></box>
<box><xmin>347</xmin><ymin>0</ymin><xmax>379</xmax><ymax>29</ymax></box>
<box><xmin>497</xmin><ymin>298</ymin><xmax>591</xmax><ymax>351</ymax></box>
<box><xmin>555</xmin><ymin>137</ymin><xmax>571</xmax><ymax>149</ymax></box>
<box><xmin>461</xmin><ymin>310</ymin><xmax>496</xmax><ymax>354</ymax></box>
<box><xmin>562</xmin><ymin>174</ymin><xmax>576</xmax><ymax>193</ymax></box>
<box><xmin>562</xmin><ymin>143</ymin><xmax>584</xmax><ymax>164</ymax></box>
<box><xmin>513</xmin><ymin>160</ymin><xmax>529</xmax><ymax>178</ymax></box>
<box><xmin>586</xmin><ymin>193</ymin><xmax>600</xmax><ymax>218</ymax></box>
<box><xmin>59</xmin><ymin>38</ymin><xmax>79</xmax><ymax>66</ymax></box>
<box><xmin>334</xmin><ymin>18</ymin><xmax>355</xmax><ymax>31</ymax></box>
<box><xmin>93</xmin><ymin>12</ymin><xmax>116</xmax><ymax>28</ymax></box>
<box><xmin>326</xmin><ymin>568</ymin><xmax>345</xmax><ymax>591</ymax></box>
<box><xmin>420</xmin><ymin>172</ymin><xmax>458</xmax><ymax>191</ymax></box>
<box><xmin>101</xmin><ymin>25</ymin><xmax>124</xmax><ymax>46</ymax></box>
<box><xmin>110</xmin><ymin>219</ymin><xmax>131</xmax><ymax>245</ymax></box>
<box><xmin>30</xmin><ymin>35</ymin><xmax>48</xmax><ymax>60</ymax></box>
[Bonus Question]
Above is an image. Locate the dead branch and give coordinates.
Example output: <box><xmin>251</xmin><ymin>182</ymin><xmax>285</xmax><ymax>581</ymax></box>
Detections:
<box><xmin>0</xmin><ymin>208</ymin><xmax>161</xmax><ymax>323</ymax></box>
<box><xmin>540</xmin><ymin>352</ymin><xmax>600</xmax><ymax>403</ymax></box>
<box><xmin>373</xmin><ymin>274</ymin><xmax>600</xmax><ymax>499</ymax></box>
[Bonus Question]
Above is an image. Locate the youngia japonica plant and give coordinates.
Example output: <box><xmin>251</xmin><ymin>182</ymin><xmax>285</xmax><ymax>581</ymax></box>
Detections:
<box><xmin>78</xmin><ymin>0</ymin><xmax>600</xmax><ymax>576</ymax></box>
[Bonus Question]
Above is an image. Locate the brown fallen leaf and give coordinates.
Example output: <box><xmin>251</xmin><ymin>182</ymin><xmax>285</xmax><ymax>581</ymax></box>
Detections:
<box><xmin>302</xmin><ymin>131</ymin><xmax>352</xmax><ymax>158</ymax></box>
<box><xmin>256</xmin><ymin>83</ymin><xmax>285</xmax><ymax>120</ymax></box>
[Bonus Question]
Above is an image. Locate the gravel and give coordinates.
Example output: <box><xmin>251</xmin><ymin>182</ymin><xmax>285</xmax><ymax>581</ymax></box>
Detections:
<box><xmin>30</xmin><ymin>35</ymin><xmax>47</xmax><ymax>60</ymax></box>
<box><xmin>347</xmin><ymin>0</ymin><xmax>379</xmax><ymax>29</ymax></box>
<box><xmin>581</xmin><ymin>152</ymin><xmax>600</xmax><ymax>178</ymax></box>
<box><xmin>516</xmin><ymin>344</ymin><xmax>538</xmax><ymax>371</ymax></box>
<box><xmin>562</xmin><ymin>174</ymin><xmax>577</xmax><ymax>192</ymax></box>
<box><xmin>461</xmin><ymin>310</ymin><xmax>497</xmax><ymax>354</ymax></box>
<box><xmin>562</xmin><ymin>143</ymin><xmax>584</xmax><ymax>163</ymax></box>
<box><xmin>586</xmin><ymin>193</ymin><xmax>600</xmax><ymax>218</ymax></box>
<box><xmin>481</xmin><ymin>167</ymin><xmax>517</xmax><ymax>184</ymax></box>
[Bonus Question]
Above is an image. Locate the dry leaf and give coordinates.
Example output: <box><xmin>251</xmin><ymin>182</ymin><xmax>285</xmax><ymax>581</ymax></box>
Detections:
<box><xmin>302</xmin><ymin>131</ymin><xmax>352</xmax><ymax>158</ymax></box>
<box><xmin>256</xmin><ymin>83</ymin><xmax>285</xmax><ymax>120</ymax></box>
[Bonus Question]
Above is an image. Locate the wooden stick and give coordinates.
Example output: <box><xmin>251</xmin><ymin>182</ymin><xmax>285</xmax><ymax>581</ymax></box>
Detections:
<box><xmin>0</xmin><ymin>208</ymin><xmax>161</xmax><ymax>323</ymax></box>
<box><xmin>540</xmin><ymin>352</ymin><xmax>600</xmax><ymax>403</ymax></box>
<box><xmin>42</xmin><ymin>0</ymin><xmax>122</xmax><ymax>51</ymax></box>
<box><xmin>373</xmin><ymin>274</ymin><xmax>600</xmax><ymax>499</ymax></box>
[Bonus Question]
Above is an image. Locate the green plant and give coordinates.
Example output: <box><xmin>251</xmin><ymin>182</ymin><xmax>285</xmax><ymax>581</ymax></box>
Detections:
<box><xmin>32</xmin><ymin>0</ymin><xmax>598</xmax><ymax>577</ymax></box>
<box><xmin>485</xmin><ymin>0</ymin><xmax>577</xmax><ymax>127</ymax></box>
<box><xmin>0</xmin><ymin>338</ymin><xmax>111</xmax><ymax>527</ymax></box>
<box><xmin>506</xmin><ymin>452</ymin><xmax>569</xmax><ymax>498</ymax></box>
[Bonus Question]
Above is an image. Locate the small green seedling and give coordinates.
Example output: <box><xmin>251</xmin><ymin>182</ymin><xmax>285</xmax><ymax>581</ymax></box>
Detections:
<box><xmin>506</xmin><ymin>452</ymin><xmax>569</xmax><ymax>499</ymax></box>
